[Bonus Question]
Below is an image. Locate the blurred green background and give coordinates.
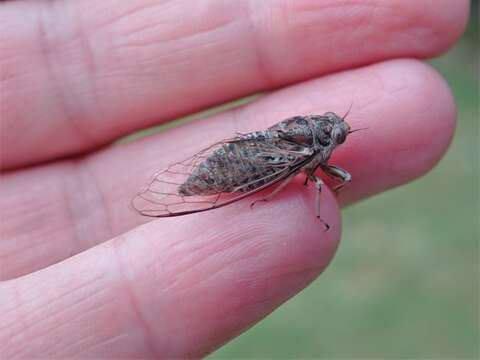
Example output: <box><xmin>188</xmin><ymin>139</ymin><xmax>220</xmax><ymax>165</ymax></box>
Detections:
<box><xmin>207</xmin><ymin>5</ymin><xmax>479</xmax><ymax>360</ymax></box>
<box><xmin>126</xmin><ymin>5</ymin><xmax>479</xmax><ymax>359</ymax></box>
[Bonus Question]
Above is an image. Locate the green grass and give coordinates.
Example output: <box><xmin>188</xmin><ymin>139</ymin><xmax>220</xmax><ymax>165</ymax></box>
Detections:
<box><xmin>208</xmin><ymin>13</ymin><xmax>479</xmax><ymax>360</ymax></box>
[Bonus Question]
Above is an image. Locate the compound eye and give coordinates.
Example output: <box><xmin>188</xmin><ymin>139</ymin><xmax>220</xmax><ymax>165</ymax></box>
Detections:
<box><xmin>332</xmin><ymin>127</ymin><xmax>346</xmax><ymax>144</ymax></box>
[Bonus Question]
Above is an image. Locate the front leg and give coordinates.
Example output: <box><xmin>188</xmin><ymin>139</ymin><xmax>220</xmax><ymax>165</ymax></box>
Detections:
<box><xmin>306</xmin><ymin>171</ymin><xmax>329</xmax><ymax>231</ymax></box>
<box><xmin>321</xmin><ymin>164</ymin><xmax>352</xmax><ymax>193</ymax></box>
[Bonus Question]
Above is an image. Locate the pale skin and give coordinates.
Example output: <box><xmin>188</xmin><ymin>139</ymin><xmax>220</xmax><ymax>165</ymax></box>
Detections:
<box><xmin>0</xmin><ymin>1</ymin><xmax>469</xmax><ymax>358</ymax></box>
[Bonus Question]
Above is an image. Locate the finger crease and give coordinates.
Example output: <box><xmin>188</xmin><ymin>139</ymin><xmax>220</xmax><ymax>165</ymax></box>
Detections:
<box><xmin>60</xmin><ymin>159</ymin><xmax>113</xmax><ymax>252</ymax></box>
<box><xmin>246</xmin><ymin>0</ymin><xmax>276</xmax><ymax>88</ymax></box>
<box><xmin>110</xmin><ymin>240</ymin><xmax>160</xmax><ymax>358</ymax></box>
<box><xmin>37</xmin><ymin>2</ymin><xmax>103</xmax><ymax>149</ymax></box>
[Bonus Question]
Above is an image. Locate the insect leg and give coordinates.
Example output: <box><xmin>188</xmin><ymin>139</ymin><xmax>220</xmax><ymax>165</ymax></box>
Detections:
<box><xmin>306</xmin><ymin>172</ymin><xmax>329</xmax><ymax>230</ymax></box>
<box><xmin>321</xmin><ymin>164</ymin><xmax>352</xmax><ymax>193</ymax></box>
<box><xmin>250</xmin><ymin>171</ymin><xmax>299</xmax><ymax>209</ymax></box>
<box><xmin>302</xmin><ymin>159</ymin><xmax>321</xmax><ymax>187</ymax></box>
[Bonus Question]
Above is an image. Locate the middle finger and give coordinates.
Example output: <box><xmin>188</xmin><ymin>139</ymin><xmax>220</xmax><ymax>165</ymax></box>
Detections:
<box><xmin>0</xmin><ymin>0</ymin><xmax>467</xmax><ymax>169</ymax></box>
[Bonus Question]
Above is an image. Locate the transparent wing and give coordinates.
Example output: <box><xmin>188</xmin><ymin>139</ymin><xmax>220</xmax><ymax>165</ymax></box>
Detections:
<box><xmin>131</xmin><ymin>137</ymin><xmax>313</xmax><ymax>217</ymax></box>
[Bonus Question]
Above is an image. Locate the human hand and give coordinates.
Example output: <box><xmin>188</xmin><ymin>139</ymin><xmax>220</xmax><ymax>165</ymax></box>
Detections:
<box><xmin>0</xmin><ymin>1</ymin><xmax>469</xmax><ymax>358</ymax></box>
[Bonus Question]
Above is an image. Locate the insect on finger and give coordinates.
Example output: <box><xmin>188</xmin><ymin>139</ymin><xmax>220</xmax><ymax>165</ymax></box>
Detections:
<box><xmin>132</xmin><ymin>112</ymin><xmax>355</xmax><ymax>230</ymax></box>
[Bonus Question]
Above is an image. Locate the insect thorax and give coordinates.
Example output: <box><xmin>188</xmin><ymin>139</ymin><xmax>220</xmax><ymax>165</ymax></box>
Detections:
<box><xmin>178</xmin><ymin>125</ymin><xmax>315</xmax><ymax>197</ymax></box>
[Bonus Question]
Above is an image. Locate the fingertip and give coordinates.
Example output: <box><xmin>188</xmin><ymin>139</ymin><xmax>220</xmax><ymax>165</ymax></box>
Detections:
<box><xmin>114</xmin><ymin>185</ymin><xmax>342</xmax><ymax>356</ymax></box>
<box><xmin>309</xmin><ymin>59</ymin><xmax>458</xmax><ymax>205</ymax></box>
<box><xmin>424</xmin><ymin>0</ymin><xmax>470</xmax><ymax>56</ymax></box>
<box><xmin>382</xmin><ymin>60</ymin><xmax>457</xmax><ymax>181</ymax></box>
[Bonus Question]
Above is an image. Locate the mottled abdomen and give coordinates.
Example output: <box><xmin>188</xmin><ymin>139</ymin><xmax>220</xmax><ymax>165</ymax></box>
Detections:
<box><xmin>178</xmin><ymin>141</ymin><xmax>286</xmax><ymax>196</ymax></box>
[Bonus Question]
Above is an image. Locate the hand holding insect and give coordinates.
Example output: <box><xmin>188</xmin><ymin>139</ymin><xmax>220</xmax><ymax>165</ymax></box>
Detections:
<box><xmin>0</xmin><ymin>1</ymin><xmax>467</xmax><ymax>358</ymax></box>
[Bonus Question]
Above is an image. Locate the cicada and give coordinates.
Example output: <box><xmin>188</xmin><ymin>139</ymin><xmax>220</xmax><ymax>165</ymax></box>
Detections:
<box><xmin>132</xmin><ymin>112</ymin><xmax>357</xmax><ymax>228</ymax></box>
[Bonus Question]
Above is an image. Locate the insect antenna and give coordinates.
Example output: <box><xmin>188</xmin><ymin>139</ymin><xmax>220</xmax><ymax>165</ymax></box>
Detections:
<box><xmin>342</xmin><ymin>102</ymin><xmax>353</xmax><ymax>121</ymax></box>
<box><xmin>348</xmin><ymin>127</ymin><xmax>369</xmax><ymax>134</ymax></box>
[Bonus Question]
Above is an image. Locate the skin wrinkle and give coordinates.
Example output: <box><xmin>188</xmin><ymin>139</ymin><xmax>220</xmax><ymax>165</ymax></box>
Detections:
<box><xmin>113</xmin><ymin>27</ymin><xmax>231</xmax><ymax>54</ymax></box>
<box><xmin>0</xmin><ymin>4</ymin><xmax>36</xmax><ymax>83</ymax></box>
<box><xmin>0</xmin><ymin>176</ymin><xmax>84</xmax><ymax>280</ymax></box>
<box><xmin>1</xmin><ymin>278</ymin><xmax>109</xmax><ymax>358</ymax></box>
<box><xmin>78</xmin><ymin>159</ymin><xmax>114</xmax><ymax>245</ymax></box>
<box><xmin>57</xmin><ymin>163</ymin><xmax>85</xmax><ymax>257</ymax></box>
<box><xmin>105</xmin><ymin>1</ymin><xmax>244</xmax><ymax>85</ymax></box>
<box><xmin>60</xmin><ymin>159</ymin><xmax>113</xmax><ymax>253</ymax></box>
<box><xmin>68</xmin><ymin>1</ymin><xmax>105</xmax><ymax>131</ymax></box>
<box><xmin>13</xmin><ymin>287</ymin><xmax>112</xmax><ymax>358</ymax></box>
<box><xmin>137</xmin><ymin>214</ymin><xmax>237</xmax><ymax>264</ymax></box>
<box><xmin>101</xmin><ymin>31</ymin><xmax>250</xmax><ymax>126</ymax></box>
<box><xmin>163</xmin><ymin>233</ymin><xmax>274</xmax><ymax>295</ymax></box>
<box><xmin>41</xmin><ymin>303</ymin><xmax>116</xmax><ymax>358</ymax></box>
<box><xmin>87</xmin><ymin>1</ymin><xmax>174</xmax><ymax>33</ymax></box>
<box><xmin>73</xmin><ymin>332</ymin><xmax>132</xmax><ymax>358</ymax></box>
<box><xmin>110</xmin><ymin>238</ymin><xmax>159</xmax><ymax>358</ymax></box>
<box><xmin>289</xmin><ymin>0</ymin><xmax>386</xmax><ymax>15</ymax></box>
<box><xmin>0</xmin><ymin>237</ymin><xmax>44</xmax><ymax>280</ymax></box>
<box><xmin>147</xmin><ymin>219</ymin><xmax>276</xmax><ymax>294</ymax></box>
<box><xmin>59</xmin><ymin>302</ymin><xmax>113</xmax><ymax>346</ymax></box>
<box><xmin>112</xmin><ymin>28</ymin><xmax>237</xmax><ymax>90</ymax></box>
<box><xmin>1</xmin><ymin>282</ymin><xmax>29</xmax><ymax>356</ymax></box>
<box><xmin>1</xmin><ymin>272</ymin><xmax>106</xmax><ymax>337</ymax></box>
<box><xmin>113</xmin><ymin>20</ymin><xmax>229</xmax><ymax>53</ymax></box>
<box><xmin>246</xmin><ymin>0</ymin><xmax>276</xmax><ymax>88</ymax></box>
<box><xmin>359</xmin><ymin>2</ymin><xmax>434</xmax><ymax>57</ymax></box>
<box><xmin>113</xmin><ymin>1</ymin><xmax>237</xmax><ymax>45</ymax></box>
<box><xmin>46</xmin><ymin>281</ymin><xmax>155</xmax><ymax>357</ymax></box>
<box><xmin>265</xmin><ymin>255</ymin><xmax>334</xmax><ymax>285</ymax></box>
<box><xmin>0</xmin><ymin>282</ymin><xmax>33</xmax><ymax>330</ymax></box>
<box><xmin>281</xmin><ymin>1</ymin><xmax>378</xmax><ymax>72</ymax></box>
<box><xmin>0</xmin><ymin>60</ymin><xmax>31</xmax><ymax>83</ymax></box>
<box><xmin>243</xmin><ymin>268</ymin><xmax>311</xmax><ymax>307</ymax></box>
<box><xmin>291</xmin><ymin>1</ymin><xmax>389</xmax><ymax>44</ymax></box>
<box><xmin>68</xmin><ymin>2</ymin><xmax>98</xmax><ymax>75</ymax></box>
<box><xmin>35</xmin><ymin>3</ymin><xmax>99</xmax><ymax>149</ymax></box>
<box><xmin>0</xmin><ymin>214</ymin><xmax>48</xmax><ymax>260</ymax></box>
<box><xmin>233</xmin><ymin>268</ymin><xmax>320</xmax><ymax>313</ymax></box>
<box><xmin>390</xmin><ymin>2</ymin><xmax>449</xmax><ymax>57</ymax></box>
